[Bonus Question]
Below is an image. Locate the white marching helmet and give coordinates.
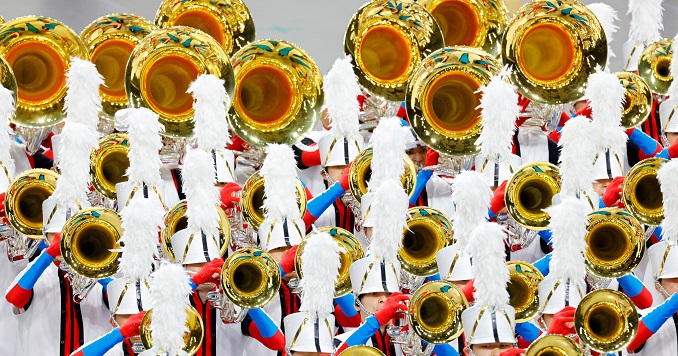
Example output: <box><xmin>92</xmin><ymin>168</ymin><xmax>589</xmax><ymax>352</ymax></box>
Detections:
<box><xmin>283</xmin><ymin>312</ymin><xmax>335</xmax><ymax>353</ymax></box>
<box><xmin>592</xmin><ymin>149</ymin><xmax>624</xmax><ymax>181</ymax></box>
<box><xmin>474</xmin><ymin>153</ymin><xmax>522</xmax><ymax>187</ymax></box>
<box><xmin>213</xmin><ymin>148</ymin><xmax>236</xmax><ymax>183</ymax></box>
<box><xmin>360</xmin><ymin>191</ymin><xmax>376</xmax><ymax>228</ymax></box>
<box><xmin>258</xmin><ymin>216</ymin><xmax>304</xmax><ymax>252</ymax></box>
<box><xmin>461</xmin><ymin>305</ymin><xmax>516</xmax><ymax>345</ymax></box>
<box><xmin>318</xmin><ymin>132</ymin><xmax>364</xmax><ymax>168</ymax></box>
<box><xmin>106</xmin><ymin>278</ymin><xmax>152</xmax><ymax>315</ymax></box>
<box><xmin>649</xmin><ymin>241</ymin><xmax>678</xmax><ymax>280</ymax></box>
<box><xmin>659</xmin><ymin>96</ymin><xmax>678</xmax><ymax>133</ymax></box>
<box><xmin>349</xmin><ymin>256</ymin><xmax>401</xmax><ymax>295</ymax></box>
<box><xmin>170</xmin><ymin>228</ymin><xmax>221</xmax><ymax>265</ymax></box>
<box><xmin>537</xmin><ymin>275</ymin><xmax>586</xmax><ymax>315</ymax></box>
<box><xmin>402</xmin><ymin>121</ymin><xmax>424</xmax><ymax>150</ymax></box>
<box><xmin>42</xmin><ymin>196</ymin><xmax>87</xmax><ymax>234</ymax></box>
<box><xmin>115</xmin><ymin>181</ymin><xmax>164</xmax><ymax>214</ymax></box>
<box><xmin>436</xmin><ymin>243</ymin><xmax>474</xmax><ymax>282</ymax></box>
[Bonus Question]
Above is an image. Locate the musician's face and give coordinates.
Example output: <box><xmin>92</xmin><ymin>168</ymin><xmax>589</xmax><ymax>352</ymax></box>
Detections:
<box><xmin>406</xmin><ymin>146</ymin><xmax>427</xmax><ymax>171</ymax></box>
<box><xmin>592</xmin><ymin>178</ymin><xmax>613</xmax><ymax>196</ymax></box>
<box><xmin>185</xmin><ymin>262</ymin><xmax>214</xmax><ymax>292</ymax></box>
<box><xmin>659</xmin><ymin>277</ymin><xmax>678</xmax><ymax>297</ymax></box>
<box><xmin>468</xmin><ymin>343</ymin><xmax>514</xmax><ymax>356</ymax></box>
<box><xmin>667</xmin><ymin>132</ymin><xmax>678</xmax><ymax>146</ymax></box>
<box><xmin>357</xmin><ymin>291</ymin><xmax>391</xmax><ymax>317</ymax></box>
<box><xmin>323</xmin><ymin>165</ymin><xmax>346</xmax><ymax>184</ymax></box>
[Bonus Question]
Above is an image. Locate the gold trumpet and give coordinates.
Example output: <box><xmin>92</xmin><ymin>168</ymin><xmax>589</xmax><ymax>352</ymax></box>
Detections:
<box><xmin>348</xmin><ymin>146</ymin><xmax>417</xmax><ymax>203</ymax></box>
<box><xmin>221</xmin><ymin>248</ymin><xmax>281</xmax><ymax>309</ymax></box>
<box><xmin>505</xmin><ymin>162</ymin><xmax>561</xmax><ymax>230</ymax></box>
<box><xmin>140</xmin><ymin>305</ymin><xmax>204</xmax><ymax>355</ymax></box>
<box><xmin>525</xmin><ymin>335</ymin><xmax>583</xmax><ymax>356</ymax></box>
<box><xmin>90</xmin><ymin>133</ymin><xmax>130</xmax><ymax>201</ymax></box>
<box><xmin>502</xmin><ymin>0</ymin><xmax>607</xmax><ymax>104</ymax></box>
<box><xmin>399</xmin><ymin>207</ymin><xmax>453</xmax><ymax>277</ymax></box>
<box><xmin>240</xmin><ymin>171</ymin><xmax>307</xmax><ymax>231</ymax></box>
<box><xmin>622</xmin><ymin>157</ymin><xmax>668</xmax><ymax>226</ymax></box>
<box><xmin>507</xmin><ymin>261</ymin><xmax>543</xmax><ymax>323</ymax></box>
<box><xmin>575</xmin><ymin>289</ymin><xmax>639</xmax><ymax>353</ymax></box>
<box><xmin>638</xmin><ymin>38</ymin><xmax>674</xmax><ymax>95</ymax></box>
<box><xmin>408</xmin><ymin>281</ymin><xmax>468</xmax><ymax>343</ymax></box>
<box><xmin>344</xmin><ymin>0</ymin><xmax>444</xmax><ymax>101</ymax></box>
<box><xmin>617</xmin><ymin>72</ymin><xmax>653</xmax><ymax>129</ymax></box>
<box><xmin>4</xmin><ymin>169</ymin><xmax>59</xmax><ymax>237</ymax></box>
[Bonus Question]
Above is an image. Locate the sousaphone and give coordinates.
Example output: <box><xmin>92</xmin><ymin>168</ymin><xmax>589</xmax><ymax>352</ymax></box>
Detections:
<box><xmin>622</xmin><ymin>157</ymin><xmax>667</xmax><ymax>226</ymax></box>
<box><xmin>638</xmin><ymin>38</ymin><xmax>674</xmax><ymax>95</ymax></box>
<box><xmin>140</xmin><ymin>305</ymin><xmax>205</xmax><ymax>355</ymax></box>
<box><xmin>617</xmin><ymin>72</ymin><xmax>652</xmax><ymax>129</ymax></box>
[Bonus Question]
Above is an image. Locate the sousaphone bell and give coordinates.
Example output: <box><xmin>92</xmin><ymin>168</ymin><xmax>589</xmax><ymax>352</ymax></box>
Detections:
<box><xmin>622</xmin><ymin>157</ymin><xmax>668</xmax><ymax>226</ymax></box>
<box><xmin>398</xmin><ymin>207</ymin><xmax>453</xmax><ymax>277</ymax></box>
<box><xmin>505</xmin><ymin>162</ymin><xmax>561</xmax><ymax>230</ymax></box>
<box><xmin>140</xmin><ymin>305</ymin><xmax>205</xmax><ymax>355</ymax></box>
<box><xmin>617</xmin><ymin>72</ymin><xmax>652</xmax><ymax>129</ymax></box>
<box><xmin>638</xmin><ymin>38</ymin><xmax>674</xmax><ymax>95</ymax></box>
<box><xmin>240</xmin><ymin>171</ymin><xmax>307</xmax><ymax>231</ymax></box>
<box><xmin>90</xmin><ymin>133</ymin><xmax>131</xmax><ymax>201</ymax></box>
<box><xmin>575</xmin><ymin>289</ymin><xmax>639</xmax><ymax>353</ymax></box>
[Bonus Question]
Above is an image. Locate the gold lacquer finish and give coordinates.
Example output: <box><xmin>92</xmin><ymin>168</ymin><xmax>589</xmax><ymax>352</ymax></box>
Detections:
<box><xmin>638</xmin><ymin>39</ymin><xmax>674</xmax><ymax>95</ymax></box>
<box><xmin>295</xmin><ymin>226</ymin><xmax>365</xmax><ymax>297</ymax></box>
<box><xmin>80</xmin><ymin>14</ymin><xmax>157</xmax><ymax>121</ymax></box>
<box><xmin>525</xmin><ymin>335</ymin><xmax>583</xmax><ymax>356</ymax></box>
<box><xmin>348</xmin><ymin>146</ymin><xmax>417</xmax><ymax>202</ymax></box>
<box><xmin>0</xmin><ymin>16</ymin><xmax>88</xmax><ymax>127</ymax></box>
<box><xmin>90</xmin><ymin>133</ymin><xmax>130</xmax><ymax>200</ymax></box>
<box><xmin>155</xmin><ymin>0</ymin><xmax>255</xmax><ymax>56</ymax></box>
<box><xmin>0</xmin><ymin>16</ymin><xmax>4</xmax><ymax>24</ymax></box>
<box><xmin>341</xmin><ymin>346</ymin><xmax>386</xmax><ymax>356</ymax></box>
<box><xmin>502</xmin><ymin>0</ymin><xmax>607</xmax><ymax>104</ymax></box>
<box><xmin>406</xmin><ymin>46</ymin><xmax>500</xmax><ymax>156</ymax></box>
<box><xmin>126</xmin><ymin>26</ymin><xmax>234</xmax><ymax>138</ymax></box>
<box><xmin>409</xmin><ymin>281</ymin><xmax>468</xmax><ymax>343</ymax></box>
<box><xmin>5</xmin><ymin>169</ymin><xmax>59</xmax><ymax>237</ymax></box>
<box><xmin>399</xmin><ymin>207</ymin><xmax>453</xmax><ymax>277</ymax></box>
<box><xmin>60</xmin><ymin>207</ymin><xmax>122</xmax><ymax>279</ymax></box>
<box><xmin>228</xmin><ymin>39</ymin><xmax>323</xmax><ymax>147</ymax></box>
<box><xmin>585</xmin><ymin>208</ymin><xmax>645</xmax><ymax>278</ymax></box>
<box><xmin>240</xmin><ymin>171</ymin><xmax>307</xmax><ymax>231</ymax></box>
<box><xmin>505</xmin><ymin>162</ymin><xmax>561</xmax><ymax>230</ymax></box>
<box><xmin>507</xmin><ymin>260</ymin><xmax>543</xmax><ymax>322</ymax></box>
<box><xmin>622</xmin><ymin>157</ymin><xmax>667</xmax><ymax>226</ymax></box>
<box><xmin>345</xmin><ymin>0</ymin><xmax>445</xmax><ymax>101</ymax></box>
<box><xmin>575</xmin><ymin>289</ymin><xmax>639</xmax><ymax>353</ymax></box>
<box><xmin>221</xmin><ymin>247</ymin><xmax>281</xmax><ymax>308</ymax></box>
<box><xmin>140</xmin><ymin>305</ymin><xmax>204</xmax><ymax>355</ymax></box>
<box><xmin>160</xmin><ymin>199</ymin><xmax>230</xmax><ymax>262</ymax></box>
<box><xmin>617</xmin><ymin>72</ymin><xmax>652</xmax><ymax>129</ymax></box>
<box><xmin>0</xmin><ymin>55</ymin><xmax>17</xmax><ymax>106</ymax></box>
<box><xmin>419</xmin><ymin>0</ymin><xmax>509</xmax><ymax>56</ymax></box>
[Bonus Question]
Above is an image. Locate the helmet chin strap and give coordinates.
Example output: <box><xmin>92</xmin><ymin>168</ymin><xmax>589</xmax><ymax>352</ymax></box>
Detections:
<box><xmin>655</xmin><ymin>277</ymin><xmax>671</xmax><ymax>299</ymax></box>
<box><xmin>353</xmin><ymin>293</ymin><xmax>374</xmax><ymax>317</ymax></box>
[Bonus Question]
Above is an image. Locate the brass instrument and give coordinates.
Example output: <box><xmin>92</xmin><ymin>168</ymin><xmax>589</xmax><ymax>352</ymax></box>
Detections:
<box><xmin>399</xmin><ymin>207</ymin><xmax>453</xmax><ymax>277</ymax></box>
<box><xmin>0</xmin><ymin>52</ymin><xmax>16</xmax><ymax>106</ymax></box>
<box><xmin>406</xmin><ymin>46</ymin><xmax>500</xmax><ymax>156</ymax></box>
<box><xmin>525</xmin><ymin>335</ymin><xmax>583</xmax><ymax>356</ymax></box>
<box><xmin>507</xmin><ymin>260</ymin><xmax>543</xmax><ymax>323</ymax></box>
<box><xmin>0</xmin><ymin>16</ymin><xmax>88</xmax><ymax>154</ymax></box>
<box><xmin>505</xmin><ymin>162</ymin><xmax>561</xmax><ymax>230</ymax></box>
<box><xmin>502</xmin><ymin>0</ymin><xmax>607</xmax><ymax>104</ymax></box>
<box><xmin>341</xmin><ymin>346</ymin><xmax>386</xmax><ymax>356</ymax></box>
<box><xmin>585</xmin><ymin>208</ymin><xmax>645</xmax><ymax>279</ymax></box>
<box><xmin>408</xmin><ymin>281</ymin><xmax>468</xmax><ymax>343</ymax></box>
<box><xmin>5</xmin><ymin>169</ymin><xmax>59</xmax><ymax>237</ymax></box>
<box><xmin>227</xmin><ymin>39</ymin><xmax>323</xmax><ymax>147</ymax></box>
<box><xmin>638</xmin><ymin>38</ymin><xmax>674</xmax><ymax>95</ymax></box>
<box><xmin>617</xmin><ymin>72</ymin><xmax>652</xmax><ymax>129</ymax></box>
<box><xmin>418</xmin><ymin>0</ymin><xmax>509</xmax><ymax>56</ymax></box>
<box><xmin>240</xmin><ymin>171</ymin><xmax>307</xmax><ymax>231</ymax></box>
<box><xmin>155</xmin><ymin>0</ymin><xmax>255</xmax><ymax>56</ymax></box>
<box><xmin>622</xmin><ymin>157</ymin><xmax>668</xmax><ymax>226</ymax></box>
<box><xmin>0</xmin><ymin>15</ymin><xmax>4</xmax><ymax>24</ymax></box>
<box><xmin>575</xmin><ymin>289</ymin><xmax>639</xmax><ymax>353</ymax></box>
<box><xmin>140</xmin><ymin>305</ymin><xmax>204</xmax><ymax>355</ymax></box>
<box><xmin>348</xmin><ymin>146</ymin><xmax>417</xmax><ymax>203</ymax></box>
<box><xmin>90</xmin><ymin>133</ymin><xmax>130</xmax><ymax>201</ymax></box>
<box><xmin>345</xmin><ymin>0</ymin><xmax>444</xmax><ymax>101</ymax></box>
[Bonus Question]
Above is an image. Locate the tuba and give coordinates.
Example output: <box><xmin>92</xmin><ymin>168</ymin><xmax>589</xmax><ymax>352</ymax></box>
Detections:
<box><xmin>139</xmin><ymin>305</ymin><xmax>204</xmax><ymax>355</ymax></box>
<box><xmin>505</xmin><ymin>162</ymin><xmax>561</xmax><ymax>230</ymax></box>
<box><xmin>0</xmin><ymin>51</ymin><xmax>16</xmax><ymax>110</ymax></box>
<box><xmin>638</xmin><ymin>38</ymin><xmax>674</xmax><ymax>95</ymax></box>
<box><xmin>5</xmin><ymin>168</ymin><xmax>59</xmax><ymax>237</ymax></box>
<box><xmin>341</xmin><ymin>346</ymin><xmax>386</xmax><ymax>356</ymax></box>
<box><xmin>398</xmin><ymin>207</ymin><xmax>453</xmax><ymax>277</ymax></box>
<box><xmin>348</xmin><ymin>146</ymin><xmax>417</xmax><ymax>203</ymax></box>
<box><xmin>90</xmin><ymin>133</ymin><xmax>130</xmax><ymax>202</ymax></box>
<box><xmin>507</xmin><ymin>260</ymin><xmax>543</xmax><ymax>323</ymax></box>
<box><xmin>575</xmin><ymin>289</ymin><xmax>639</xmax><ymax>353</ymax></box>
<box><xmin>617</xmin><ymin>72</ymin><xmax>653</xmax><ymax>129</ymax></box>
<box><xmin>525</xmin><ymin>335</ymin><xmax>583</xmax><ymax>356</ymax></box>
<box><xmin>502</xmin><ymin>0</ymin><xmax>607</xmax><ymax>104</ymax></box>
<box><xmin>240</xmin><ymin>171</ymin><xmax>307</xmax><ymax>231</ymax></box>
<box><xmin>622</xmin><ymin>157</ymin><xmax>667</xmax><ymax>226</ymax></box>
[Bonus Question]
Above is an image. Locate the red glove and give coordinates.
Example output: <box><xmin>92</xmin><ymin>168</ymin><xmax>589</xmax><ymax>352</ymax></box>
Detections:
<box><xmin>547</xmin><ymin>306</ymin><xmax>576</xmax><ymax>336</ymax></box>
<box><xmin>227</xmin><ymin>135</ymin><xmax>247</xmax><ymax>152</ymax></box>
<box><xmin>339</xmin><ymin>162</ymin><xmax>352</xmax><ymax>191</ymax></box>
<box><xmin>669</xmin><ymin>139</ymin><xmax>678</xmax><ymax>159</ymax></box>
<box><xmin>45</xmin><ymin>233</ymin><xmax>61</xmax><ymax>258</ymax></box>
<box><xmin>425</xmin><ymin>148</ymin><xmax>439</xmax><ymax>167</ymax></box>
<box><xmin>220</xmin><ymin>182</ymin><xmax>242</xmax><ymax>210</ymax></box>
<box><xmin>602</xmin><ymin>176</ymin><xmax>625</xmax><ymax>207</ymax></box>
<box><xmin>0</xmin><ymin>192</ymin><xmax>7</xmax><ymax>225</ymax></box>
<box><xmin>373</xmin><ymin>292</ymin><xmax>410</xmax><ymax>326</ymax></box>
<box><xmin>576</xmin><ymin>101</ymin><xmax>592</xmax><ymax>118</ymax></box>
<box><xmin>191</xmin><ymin>258</ymin><xmax>224</xmax><ymax>286</ymax></box>
<box><xmin>499</xmin><ymin>348</ymin><xmax>526</xmax><ymax>356</ymax></box>
<box><xmin>462</xmin><ymin>279</ymin><xmax>475</xmax><ymax>303</ymax></box>
<box><xmin>279</xmin><ymin>245</ymin><xmax>298</xmax><ymax>276</ymax></box>
<box><xmin>518</xmin><ymin>93</ymin><xmax>531</xmax><ymax>113</ymax></box>
<box><xmin>119</xmin><ymin>311</ymin><xmax>146</xmax><ymax>338</ymax></box>
<box><xmin>489</xmin><ymin>180</ymin><xmax>508</xmax><ymax>215</ymax></box>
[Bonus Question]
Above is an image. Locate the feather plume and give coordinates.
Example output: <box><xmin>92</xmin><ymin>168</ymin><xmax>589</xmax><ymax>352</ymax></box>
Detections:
<box><xmin>323</xmin><ymin>56</ymin><xmax>362</xmax><ymax>140</ymax></box>
<box><xmin>51</xmin><ymin>122</ymin><xmax>98</xmax><ymax>207</ymax></box>
<box><xmin>182</xmin><ymin>149</ymin><xmax>220</xmax><ymax>239</ymax></box>
<box><xmin>467</xmin><ymin>222</ymin><xmax>509</xmax><ymax>308</ymax></box>
<box><xmin>125</xmin><ymin>108</ymin><xmax>164</xmax><ymax>188</ymax></box>
<box><xmin>588</xmin><ymin>3</ymin><xmax>619</xmax><ymax>61</ymax></box>
<box><xmin>451</xmin><ymin>171</ymin><xmax>492</xmax><ymax>248</ymax></box>
<box><xmin>370</xmin><ymin>179</ymin><xmax>409</xmax><ymax>263</ymax></box>
<box><xmin>147</xmin><ymin>262</ymin><xmax>191</xmax><ymax>356</ymax></box>
<box><xmin>558</xmin><ymin>116</ymin><xmax>598</xmax><ymax>198</ymax></box>
<box><xmin>667</xmin><ymin>32</ymin><xmax>678</xmax><ymax>100</ymax></box>
<box><xmin>0</xmin><ymin>84</ymin><xmax>15</xmax><ymax>175</ymax></box>
<box><xmin>658</xmin><ymin>159</ymin><xmax>678</xmax><ymax>245</ymax></box>
<box><xmin>476</xmin><ymin>66</ymin><xmax>519</xmax><ymax>162</ymax></box>
<box><xmin>627</xmin><ymin>0</ymin><xmax>664</xmax><ymax>46</ymax></box>
<box><xmin>188</xmin><ymin>74</ymin><xmax>231</xmax><ymax>151</ymax></box>
<box><xmin>260</xmin><ymin>144</ymin><xmax>299</xmax><ymax>220</ymax></box>
<box><xmin>543</xmin><ymin>197</ymin><xmax>588</xmax><ymax>282</ymax></box>
<box><xmin>118</xmin><ymin>195</ymin><xmax>165</xmax><ymax>280</ymax></box>
<box><xmin>368</xmin><ymin>117</ymin><xmax>408</xmax><ymax>190</ymax></box>
<box><xmin>586</xmin><ymin>69</ymin><xmax>628</xmax><ymax>157</ymax></box>
<box><xmin>64</xmin><ymin>57</ymin><xmax>104</xmax><ymax>130</ymax></box>
<box><xmin>299</xmin><ymin>231</ymin><xmax>343</xmax><ymax>318</ymax></box>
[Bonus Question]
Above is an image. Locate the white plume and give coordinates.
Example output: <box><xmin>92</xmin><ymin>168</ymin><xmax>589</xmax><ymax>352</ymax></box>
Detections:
<box><xmin>467</xmin><ymin>222</ymin><xmax>509</xmax><ymax>308</ymax></box>
<box><xmin>64</xmin><ymin>57</ymin><xmax>104</xmax><ymax>130</ymax></box>
<box><xmin>125</xmin><ymin>108</ymin><xmax>164</xmax><ymax>188</ymax></box>
<box><xmin>118</xmin><ymin>195</ymin><xmax>165</xmax><ymax>280</ymax></box>
<box><xmin>182</xmin><ymin>149</ymin><xmax>220</xmax><ymax>239</ymax></box>
<box><xmin>476</xmin><ymin>66</ymin><xmax>519</xmax><ymax>162</ymax></box>
<box><xmin>658</xmin><ymin>159</ymin><xmax>678</xmax><ymax>245</ymax></box>
<box><xmin>544</xmin><ymin>197</ymin><xmax>588</xmax><ymax>282</ymax></box>
<box><xmin>627</xmin><ymin>0</ymin><xmax>664</xmax><ymax>46</ymax></box>
<box><xmin>667</xmin><ymin>32</ymin><xmax>678</xmax><ymax>100</ymax></box>
<box><xmin>51</xmin><ymin>122</ymin><xmax>98</xmax><ymax>207</ymax></box>
<box><xmin>558</xmin><ymin>116</ymin><xmax>598</xmax><ymax>198</ymax></box>
<box><xmin>147</xmin><ymin>262</ymin><xmax>191</xmax><ymax>356</ymax></box>
<box><xmin>370</xmin><ymin>179</ymin><xmax>409</xmax><ymax>263</ymax></box>
<box><xmin>586</xmin><ymin>69</ymin><xmax>627</xmax><ymax>157</ymax></box>
<box><xmin>451</xmin><ymin>171</ymin><xmax>492</xmax><ymax>248</ymax></box>
<box><xmin>261</xmin><ymin>144</ymin><xmax>299</xmax><ymax>220</ymax></box>
<box><xmin>299</xmin><ymin>231</ymin><xmax>343</xmax><ymax>318</ymax></box>
<box><xmin>188</xmin><ymin>74</ymin><xmax>231</xmax><ymax>151</ymax></box>
<box><xmin>588</xmin><ymin>3</ymin><xmax>619</xmax><ymax>61</ymax></box>
<box><xmin>323</xmin><ymin>55</ymin><xmax>362</xmax><ymax>140</ymax></box>
<box><xmin>0</xmin><ymin>85</ymin><xmax>15</xmax><ymax>175</ymax></box>
<box><xmin>369</xmin><ymin>117</ymin><xmax>408</xmax><ymax>190</ymax></box>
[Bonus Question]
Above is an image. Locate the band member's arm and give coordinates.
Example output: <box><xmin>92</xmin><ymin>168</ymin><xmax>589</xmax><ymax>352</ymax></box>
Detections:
<box><xmin>409</xmin><ymin>149</ymin><xmax>439</xmax><ymax>205</ymax></box>
<box><xmin>292</xmin><ymin>143</ymin><xmax>321</xmax><ymax>170</ymax></box>
<box><xmin>431</xmin><ymin>343</ymin><xmax>459</xmax><ymax>356</ymax></box>
<box><xmin>245</xmin><ymin>308</ymin><xmax>285</xmax><ymax>351</ymax></box>
<box><xmin>627</xmin><ymin>128</ymin><xmax>663</xmax><ymax>159</ymax></box>
<box><xmin>334</xmin><ymin>293</ymin><xmax>361</xmax><ymax>327</ymax></box>
<box><xmin>70</xmin><ymin>311</ymin><xmax>146</xmax><ymax>356</ymax></box>
<box><xmin>627</xmin><ymin>293</ymin><xmax>678</xmax><ymax>352</ymax></box>
<box><xmin>188</xmin><ymin>258</ymin><xmax>224</xmax><ymax>291</ymax></box>
<box><xmin>487</xmin><ymin>180</ymin><xmax>507</xmax><ymax>219</ymax></box>
<box><xmin>601</xmin><ymin>176</ymin><xmax>625</xmax><ymax>208</ymax></box>
<box><xmin>533</xmin><ymin>253</ymin><xmax>551</xmax><ymax>276</ymax></box>
<box><xmin>302</xmin><ymin>165</ymin><xmax>351</xmax><ymax>229</ymax></box>
<box><xmin>617</xmin><ymin>274</ymin><xmax>653</xmax><ymax>309</ymax></box>
<box><xmin>515</xmin><ymin>322</ymin><xmax>542</xmax><ymax>348</ymax></box>
<box><xmin>655</xmin><ymin>139</ymin><xmax>678</xmax><ymax>159</ymax></box>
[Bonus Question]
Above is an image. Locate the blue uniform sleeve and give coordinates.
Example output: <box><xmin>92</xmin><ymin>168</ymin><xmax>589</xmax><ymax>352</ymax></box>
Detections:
<box><xmin>334</xmin><ymin>293</ymin><xmax>359</xmax><ymax>318</ymax></box>
<box><xmin>307</xmin><ymin>182</ymin><xmax>346</xmax><ymax>218</ymax></box>
<box><xmin>344</xmin><ymin>316</ymin><xmax>381</xmax><ymax>346</ymax></box>
<box><xmin>409</xmin><ymin>170</ymin><xmax>433</xmax><ymax>205</ymax></box>
<box><xmin>247</xmin><ymin>308</ymin><xmax>278</xmax><ymax>338</ymax></box>
<box><xmin>533</xmin><ymin>253</ymin><xmax>551</xmax><ymax>276</ymax></box>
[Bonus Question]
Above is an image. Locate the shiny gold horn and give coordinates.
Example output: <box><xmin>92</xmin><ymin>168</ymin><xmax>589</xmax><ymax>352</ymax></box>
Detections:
<box><xmin>502</xmin><ymin>0</ymin><xmax>607</xmax><ymax>104</ymax></box>
<box><xmin>585</xmin><ymin>208</ymin><xmax>645</xmax><ymax>278</ymax></box>
<box><xmin>409</xmin><ymin>281</ymin><xmax>468</xmax><ymax>343</ymax></box>
<box><xmin>90</xmin><ymin>133</ymin><xmax>130</xmax><ymax>200</ymax></box>
<box><xmin>525</xmin><ymin>335</ymin><xmax>583</xmax><ymax>356</ymax></box>
<box><xmin>4</xmin><ymin>169</ymin><xmax>59</xmax><ymax>237</ymax></box>
<box><xmin>240</xmin><ymin>171</ymin><xmax>307</xmax><ymax>231</ymax></box>
<box><xmin>0</xmin><ymin>53</ymin><xmax>17</xmax><ymax>107</ymax></box>
<box><xmin>399</xmin><ymin>207</ymin><xmax>453</xmax><ymax>277</ymax></box>
<box><xmin>140</xmin><ymin>305</ymin><xmax>205</xmax><ymax>355</ymax></box>
<box><xmin>344</xmin><ymin>0</ymin><xmax>445</xmax><ymax>101</ymax></box>
<box><xmin>638</xmin><ymin>38</ymin><xmax>674</xmax><ymax>95</ymax></box>
<box><xmin>622</xmin><ymin>157</ymin><xmax>668</xmax><ymax>226</ymax></box>
<box><xmin>341</xmin><ymin>346</ymin><xmax>386</xmax><ymax>356</ymax></box>
<box><xmin>575</xmin><ymin>289</ymin><xmax>639</xmax><ymax>353</ymax></box>
<box><xmin>406</xmin><ymin>46</ymin><xmax>500</xmax><ymax>156</ymax></box>
<box><xmin>221</xmin><ymin>247</ymin><xmax>281</xmax><ymax>309</ymax></box>
<box><xmin>617</xmin><ymin>72</ymin><xmax>652</xmax><ymax>129</ymax></box>
<box><xmin>348</xmin><ymin>146</ymin><xmax>417</xmax><ymax>203</ymax></box>
<box><xmin>507</xmin><ymin>260</ymin><xmax>543</xmax><ymax>323</ymax></box>
<box><xmin>505</xmin><ymin>162</ymin><xmax>561</xmax><ymax>230</ymax></box>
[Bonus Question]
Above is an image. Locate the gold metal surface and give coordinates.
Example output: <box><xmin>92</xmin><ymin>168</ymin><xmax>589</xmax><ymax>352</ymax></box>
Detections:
<box><xmin>348</xmin><ymin>146</ymin><xmax>417</xmax><ymax>203</ymax></box>
<box><xmin>90</xmin><ymin>133</ymin><xmax>130</xmax><ymax>200</ymax></box>
<box><xmin>617</xmin><ymin>72</ymin><xmax>652</xmax><ymax>129</ymax></box>
<box><xmin>622</xmin><ymin>157</ymin><xmax>667</xmax><ymax>226</ymax></box>
<box><xmin>140</xmin><ymin>305</ymin><xmax>204</xmax><ymax>355</ymax></box>
<box><xmin>341</xmin><ymin>345</ymin><xmax>387</xmax><ymax>356</ymax></box>
<box><xmin>0</xmin><ymin>55</ymin><xmax>16</xmax><ymax>106</ymax></box>
<box><xmin>5</xmin><ymin>169</ymin><xmax>59</xmax><ymax>237</ymax></box>
<box><xmin>502</xmin><ymin>0</ymin><xmax>607</xmax><ymax>104</ymax></box>
<box><xmin>575</xmin><ymin>289</ymin><xmax>639</xmax><ymax>353</ymax></box>
<box><xmin>406</xmin><ymin>46</ymin><xmax>500</xmax><ymax>156</ymax></box>
<box><xmin>585</xmin><ymin>208</ymin><xmax>645</xmax><ymax>278</ymax></box>
<box><xmin>507</xmin><ymin>260</ymin><xmax>543</xmax><ymax>322</ymax></box>
<box><xmin>240</xmin><ymin>171</ymin><xmax>307</xmax><ymax>231</ymax></box>
<box><xmin>505</xmin><ymin>162</ymin><xmax>561</xmax><ymax>230</ymax></box>
<box><xmin>345</xmin><ymin>0</ymin><xmax>444</xmax><ymax>101</ymax></box>
<box><xmin>638</xmin><ymin>38</ymin><xmax>674</xmax><ymax>95</ymax></box>
<box><xmin>221</xmin><ymin>247</ymin><xmax>281</xmax><ymax>309</ymax></box>
<box><xmin>525</xmin><ymin>335</ymin><xmax>583</xmax><ymax>356</ymax></box>
<box><xmin>409</xmin><ymin>280</ymin><xmax>468</xmax><ymax>343</ymax></box>
<box><xmin>227</xmin><ymin>39</ymin><xmax>323</xmax><ymax>147</ymax></box>
<box><xmin>399</xmin><ymin>207</ymin><xmax>453</xmax><ymax>277</ymax></box>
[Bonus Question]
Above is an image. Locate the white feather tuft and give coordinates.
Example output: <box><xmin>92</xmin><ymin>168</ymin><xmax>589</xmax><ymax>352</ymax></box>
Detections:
<box><xmin>0</xmin><ymin>85</ymin><xmax>15</xmax><ymax>175</ymax></box>
<box><xmin>668</xmin><ymin>32</ymin><xmax>678</xmax><ymax>100</ymax></box>
<box><xmin>451</xmin><ymin>171</ymin><xmax>492</xmax><ymax>248</ymax></box>
<box><xmin>51</xmin><ymin>123</ymin><xmax>98</xmax><ymax>207</ymax></box>
<box><xmin>476</xmin><ymin>66</ymin><xmax>519</xmax><ymax>162</ymax></box>
<box><xmin>260</xmin><ymin>144</ymin><xmax>299</xmax><ymax>220</ymax></box>
<box><xmin>148</xmin><ymin>262</ymin><xmax>192</xmax><ymax>355</ymax></box>
<box><xmin>588</xmin><ymin>3</ymin><xmax>619</xmax><ymax>61</ymax></box>
<box><xmin>299</xmin><ymin>231</ymin><xmax>343</xmax><ymax>318</ymax></box>
<box><xmin>64</xmin><ymin>57</ymin><xmax>104</xmax><ymax>130</ymax></box>
<box><xmin>369</xmin><ymin>117</ymin><xmax>408</xmax><ymax>190</ymax></box>
<box><xmin>467</xmin><ymin>222</ymin><xmax>509</xmax><ymax>308</ymax></box>
<box><xmin>370</xmin><ymin>179</ymin><xmax>409</xmax><ymax>263</ymax></box>
<box><xmin>627</xmin><ymin>0</ymin><xmax>664</xmax><ymax>45</ymax></box>
<box><xmin>125</xmin><ymin>108</ymin><xmax>164</xmax><ymax>188</ymax></box>
<box><xmin>118</xmin><ymin>195</ymin><xmax>165</xmax><ymax>280</ymax></box>
<box><xmin>558</xmin><ymin>116</ymin><xmax>598</xmax><ymax>198</ymax></box>
<box><xmin>586</xmin><ymin>68</ymin><xmax>628</xmax><ymax>157</ymax></box>
<box><xmin>323</xmin><ymin>55</ymin><xmax>362</xmax><ymax>140</ymax></box>
<box><xmin>543</xmin><ymin>197</ymin><xmax>588</xmax><ymax>282</ymax></box>
<box><xmin>658</xmin><ymin>159</ymin><xmax>678</xmax><ymax>245</ymax></box>
<box><xmin>182</xmin><ymin>149</ymin><xmax>220</xmax><ymax>239</ymax></box>
<box><xmin>188</xmin><ymin>74</ymin><xmax>231</xmax><ymax>151</ymax></box>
